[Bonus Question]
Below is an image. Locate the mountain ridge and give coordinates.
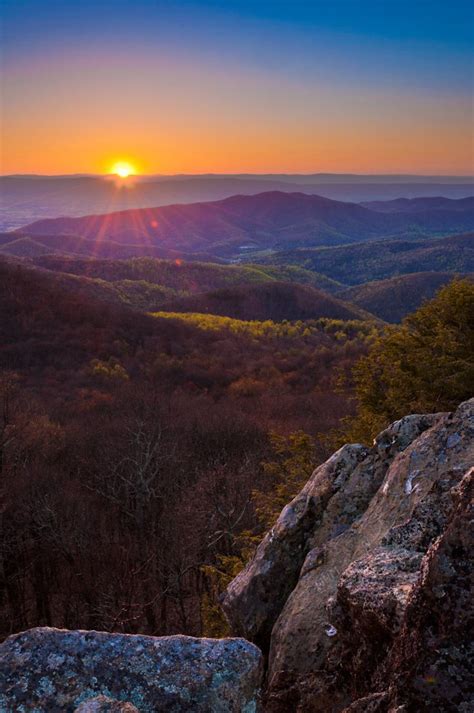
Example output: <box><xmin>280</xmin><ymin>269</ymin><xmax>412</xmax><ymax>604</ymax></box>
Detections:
<box><xmin>16</xmin><ymin>191</ymin><xmax>474</xmax><ymax>258</ymax></box>
<box><xmin>4</xmin><ymin>174</ymin><xmax>472</xmax><ymax>232</ymax></box>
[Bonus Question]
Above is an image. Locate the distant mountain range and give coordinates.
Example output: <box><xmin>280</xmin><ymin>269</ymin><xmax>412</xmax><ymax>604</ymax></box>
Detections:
<box><xmin>13</xmin><ymin>192</ymin><xmax>474</xmax><ymax>259</ymax></box>
<box><xmin>2</xmin><ymin>189</ymin><xmax>473</xmax><ymax>325</ymax></box>
<box><xmin>261</xmin><ymin>233</ymin><xmax>474</xmax><ymax>285</ymax></box>
<box><xmin>2</xmin><ymin>174</ymin><xmax>473</xmax><ymax>231</ymax></box>
<box><xmin>361</xmin><ymin>196</ymin><xmax>474</xmax><ymax>213</ymax></box>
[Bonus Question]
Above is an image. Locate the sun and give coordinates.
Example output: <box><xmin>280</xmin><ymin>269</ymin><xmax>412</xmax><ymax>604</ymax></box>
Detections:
<box><xmin>110</xmin><ymin>161</ymin><xmax>135</xmax><ymax>178</ymax></box>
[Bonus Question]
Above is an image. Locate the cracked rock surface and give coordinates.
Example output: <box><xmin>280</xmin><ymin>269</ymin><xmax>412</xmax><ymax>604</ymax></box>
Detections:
<box><xmin>223</xmin><ymin>399</ymin><xmax>474</xmax><ymax>712</ymax></box>
<box><xmin>0</xmin><ymin>629</ymin><xmax>263</xmax><ymax>712</ymax></box>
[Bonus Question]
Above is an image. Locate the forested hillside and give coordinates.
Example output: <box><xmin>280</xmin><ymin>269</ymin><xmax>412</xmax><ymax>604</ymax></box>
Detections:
<box><xmin>33</xmin><ymin>255</ymin><xmax>341</xmax><ymax>293</ymax></box>
<box><xmin>0</xmin><ymin>258</ymin><xmax>374</xmax><ymax>640</ymax></box>
<box><xmin>339</xmin><ymin>272</ymin><xmax>473</xmax><ymax>322</ymax></box>
<box><xmin>160</xmin><ymin>282</ymin><xmax>373</xmax><ymax>322</ymax></box>
<box><xmin>262</xmin><ymin>233</ymin><xmax>474</xmax><ymax>284</ymax></box>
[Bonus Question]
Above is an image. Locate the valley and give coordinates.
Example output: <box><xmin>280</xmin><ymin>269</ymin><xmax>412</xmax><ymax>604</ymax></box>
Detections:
<box><xmin>1</xmin><ymin>185</ymin><xmax>472</xmax><ymax>648</ymax></box>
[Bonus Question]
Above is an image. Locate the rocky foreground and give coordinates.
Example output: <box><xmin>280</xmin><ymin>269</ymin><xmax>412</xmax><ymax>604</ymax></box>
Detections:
<box><xmin>0</xmin><ymin>400</ymin><xmax>472</xmax><ymax>712</ymax></box>
<box><xmin>0</xmin><ymin>631</ymin><xmax>262</xmax><ymax>712</ymax></box>
<box><xmin>223</xmin><ymin>398</ymin><xmax>473</xmax><ymax>712</ymax></box>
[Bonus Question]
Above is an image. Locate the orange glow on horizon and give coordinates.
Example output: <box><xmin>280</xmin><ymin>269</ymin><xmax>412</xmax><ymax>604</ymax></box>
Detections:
<box><xmin>2</xmin><ymin>72</ymin><xmax>473</xmax><ymax>176</ymax></box>
<box><xmin>3</xmin><ymin>112</ymin><xmax>473</xmax><ymax>175</ymax></box>
<box><xmin>2</xmin><ymin>29</ymin><xmax>473</xmax><ymax>176</ymax></box>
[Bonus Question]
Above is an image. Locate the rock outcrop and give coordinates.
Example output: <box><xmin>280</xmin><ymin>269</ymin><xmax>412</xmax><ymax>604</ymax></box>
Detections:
<box><xmin>223</xmin><ymin>399</ymin><xmax>474</xmax><ymax>712</ymax></box>
<box><xmin>0</xmin><ymin>629</ymin><xmax>263</xmax><ymax>712</ymax></box>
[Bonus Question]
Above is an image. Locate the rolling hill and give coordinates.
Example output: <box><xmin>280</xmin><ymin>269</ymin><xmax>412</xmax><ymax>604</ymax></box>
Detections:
<box><xmin>0</xmin><ymin>255</ymin><xmax>343</xmax><ymax>314</ymax></box>
<box><xmin>32</xmin><ymin>256</ymin><xmax>342</xmax><ymax>294</ymax></box>
<box><xmin>0</xmin><ymin>232</ymin><xmax>210</xmax><ymax>261</ymax></box>
<box><xmin>338</xmin><ymin>272</ymin><xmax>472</xmax><ymax>322</ymax></box>
<box><xmin>0</xmin><ymin>236</ymin><xmax>54</xmax><ymax>258</ymax></box>
<box><xmin>160</xmin><ymin>282</ymin><xmax>374</xmax><ymax>322</ymax></box>
<box><xmin>0</xmin><ymin>257</ymin><xmax>374</xmax><ymax>436</ymax></box>
<box><xmin>261</xmin><ymin>233</ymin><xmax>474</xmax><ymax>285</ymax></box>
<box><xmin>17</xmin><ymin>191</ymin><xmax>474</xmax><ymax>258</ymax></box>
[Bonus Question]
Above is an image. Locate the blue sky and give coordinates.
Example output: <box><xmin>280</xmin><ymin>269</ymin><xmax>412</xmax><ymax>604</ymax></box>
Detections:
<box><xmin>3</xmin><ymin>0</ymin><xmax>473</xmax><ymax>81</ymax></box>
<box><xmin>2</xmin><ymin>1</ymin><xmax>473</xmax><ymax>174</ymax></box>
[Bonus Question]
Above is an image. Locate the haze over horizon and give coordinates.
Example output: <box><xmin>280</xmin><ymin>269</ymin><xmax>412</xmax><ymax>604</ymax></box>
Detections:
<box><xmin>3</xmin><ymin>172</ymin><xmax>474</xmax><ymax>179</ymax></box>
<box><xmin>2</xmin><ymin>0</ymin><xmax>473</xmax><ymax>176</ymax></box>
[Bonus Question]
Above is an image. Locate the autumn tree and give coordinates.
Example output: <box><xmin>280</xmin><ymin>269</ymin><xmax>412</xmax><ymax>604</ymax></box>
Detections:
<box><xmin>343</xmin><ymin>279</ymin><xmax>474</xmax><ymax>443</ymax></box>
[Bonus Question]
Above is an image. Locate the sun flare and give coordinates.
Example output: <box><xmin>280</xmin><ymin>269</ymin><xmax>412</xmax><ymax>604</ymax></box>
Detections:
<box><xmin>111</xmin><ymin>161</ymin><xmax>135</xmax><ymax>178</ymax></box>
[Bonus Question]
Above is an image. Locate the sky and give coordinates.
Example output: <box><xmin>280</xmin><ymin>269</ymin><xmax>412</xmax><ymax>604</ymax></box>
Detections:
<box><xmin>1</xmin><ymin>0</ymin><xmax>473</xmax><ymax>175</ymax></box>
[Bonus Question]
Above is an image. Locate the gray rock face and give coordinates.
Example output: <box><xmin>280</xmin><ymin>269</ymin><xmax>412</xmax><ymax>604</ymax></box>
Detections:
<box><xmin>222</xmin><ymin>442</ymin><xmax>371</xmax><ymax>649</ymax></box>
<box><xmin>0</xmin><ymin>629</ymin><xmax>263</xmax><ymax>713</ymax></box>
<box><xmin>223</xmin><ymin>399</ymin><xmax>474</xmax><ymax>712</ymax></box>
<box><xmin>75</xmin><ymin>697</ymin><xmax>139</xmax><ymax>712</ymax></box>
<box><xmin>380</xmin><ymin>466</ymin><xmax>474</xmax><ymax>712</ymax></box>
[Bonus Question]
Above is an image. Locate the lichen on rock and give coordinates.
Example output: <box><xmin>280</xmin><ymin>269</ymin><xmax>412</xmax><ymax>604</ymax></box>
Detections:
<box><xmin>75</xmin><ymin>696</ymin><xmax>139</xmax><ymax>712</ymax></box>
<box><xmin>0</xmin><ymin>629</ymin><xmax>263</xmax><ymax>712</ymax></box>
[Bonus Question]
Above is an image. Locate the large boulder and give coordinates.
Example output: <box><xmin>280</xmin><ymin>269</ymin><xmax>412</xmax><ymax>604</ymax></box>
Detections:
<box><xmin>0</xmin><ymin>629</ymin><xmax>263</xmax><ymax>712</ymax></box>
<box><xmin>223</xmin><ymin>399</ymin><xmax>474</xmax><ymax>712</ymax></box>
<box><xmin>379</xmin><ymin>466</ymin><xmax>474</xmax><ymax>712</ymax></box>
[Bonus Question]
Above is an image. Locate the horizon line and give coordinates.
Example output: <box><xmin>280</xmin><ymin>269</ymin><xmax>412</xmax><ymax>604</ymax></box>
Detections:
<box><xmin>3</xmin><ymin>172</ymin><xmax>474</xmax><ymax>180</ymax></box>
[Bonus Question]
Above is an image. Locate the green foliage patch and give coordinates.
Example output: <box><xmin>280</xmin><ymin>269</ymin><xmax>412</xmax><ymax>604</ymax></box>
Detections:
<box><xmin>341</xmin><ymin>279</ymin><xmax>474</xmax><ymax>442</ymax></box>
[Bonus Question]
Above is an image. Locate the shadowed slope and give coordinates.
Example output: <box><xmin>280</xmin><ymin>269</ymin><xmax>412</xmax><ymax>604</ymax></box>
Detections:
<box><xmin>161</xmin><ymin>282</ymin><xmax>375</xmax><ymax>322</ymax></box>
<box><xmin>339</xmin><ymin>272</ymin><xmax>473</xmax><ymax>322</ymax></box>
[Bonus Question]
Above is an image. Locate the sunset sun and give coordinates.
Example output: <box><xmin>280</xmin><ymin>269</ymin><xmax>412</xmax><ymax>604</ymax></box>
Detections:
<box><xmin>111</xmin><ymin>161</ymin><xmax>135</xmax><ymax>178</ymax></box>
